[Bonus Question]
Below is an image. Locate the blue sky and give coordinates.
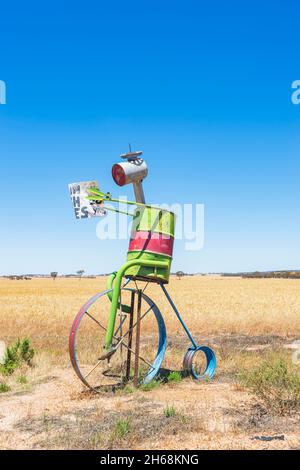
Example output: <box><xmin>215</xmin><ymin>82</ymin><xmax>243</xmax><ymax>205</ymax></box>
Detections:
<box><xmin>0</xmin><ymin>0</ymin><xmax>299</xmax><ymax>275</ymax></box>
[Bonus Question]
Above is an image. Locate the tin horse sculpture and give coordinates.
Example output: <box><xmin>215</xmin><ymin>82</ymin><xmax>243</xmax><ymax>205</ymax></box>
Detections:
<box><xmin>69</xmin><ymin>150</ymin><xmax>216</xmax><ymax>390</ymax></box>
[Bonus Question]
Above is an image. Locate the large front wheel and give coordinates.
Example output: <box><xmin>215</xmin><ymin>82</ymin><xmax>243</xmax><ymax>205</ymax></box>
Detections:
<box><xmin>69</xmin><ymin>288</ymin><xmax>167</xmax><ymax>391</ymax></box>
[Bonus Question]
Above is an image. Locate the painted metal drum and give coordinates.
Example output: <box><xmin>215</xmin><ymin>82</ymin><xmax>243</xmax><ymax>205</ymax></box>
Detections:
<box><xmin>125</xmin><ymin>207</ymin><xmax>176</xmax><ymax>283</ymax></box>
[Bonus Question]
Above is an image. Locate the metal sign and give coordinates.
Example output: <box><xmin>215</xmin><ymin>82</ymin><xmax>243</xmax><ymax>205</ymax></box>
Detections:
<box><xmin>68</xmin><ymin>181</ymin><xmax>107</xmax><ymax>219</ymax></box>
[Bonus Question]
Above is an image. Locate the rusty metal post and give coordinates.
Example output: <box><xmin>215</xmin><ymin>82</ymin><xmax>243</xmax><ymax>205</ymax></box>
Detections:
<box><xmin>126</xmin><ymin>290</ymin><xmax>135</xmax><ymax>381</ymax></box>
<box><xmin>134</xmin><ymin>289</ymin><xmax>142</xmax><ymax>387</ymax></box>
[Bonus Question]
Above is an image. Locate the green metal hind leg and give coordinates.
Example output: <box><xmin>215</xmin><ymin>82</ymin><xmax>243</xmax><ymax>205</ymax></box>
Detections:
<box><xmin>105</xmin><ymin>259</ymin><xmax>169</xmax><ymax>350</ymax></box>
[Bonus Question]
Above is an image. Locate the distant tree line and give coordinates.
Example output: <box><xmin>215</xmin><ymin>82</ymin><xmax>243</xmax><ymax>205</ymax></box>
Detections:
<box><xmin>222</xmin><ymin>271</ymin><xmax>300</xmax><ymax>279</ymax></box>
<box><xmin>6</xmin><ymin>275</ymin><xmax>32</xmax><ymax>280</ymax></box>
<box><xmin>4</xmin><ymin>270</ymin><xmax>89</xmax><ymax>280</ymax></box>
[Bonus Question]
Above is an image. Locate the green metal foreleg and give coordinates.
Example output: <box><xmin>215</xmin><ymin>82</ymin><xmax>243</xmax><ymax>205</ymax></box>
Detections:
<box><xmin>106</xmin><ymin>272</ymin><xmax>131</xmax><ymax>314</ymax></box>
<box><xmin>105</xmin><ymin>259</ymin><xmax>168</xmax><ymax>349</ymax></box>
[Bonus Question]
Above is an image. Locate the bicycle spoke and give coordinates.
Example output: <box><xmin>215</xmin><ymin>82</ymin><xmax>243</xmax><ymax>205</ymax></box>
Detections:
<box><xmin>83</xmin><ymin>341</ymin><xmax>153</xmax><ymax>382</ymax></box>
<box><xmin>114</xmin><ymin>312</ymin><xmax>128</xmax><ymax>337</ymax></box>
<box><xmin>84</xmin><ymin>359</ymin><xmax>103</xmax><ymax>380</ymax></box>
<box><xmin>86</xmin><ymin>310</ymin><xmax>125</xmax><ymax>340</ymax></box>
<box><xmin>86</xmin><ymin>296</ymin><xmax>153</xmax><ymax>344</ymax></box>
<box><xmin>122</xmin><ymin>343</ymin><xmax>154</xmax><ymax>370</ymax></box>
<box><xmin>135</xmin><ymin>352</ymin><xmax>155</xmax><ymax>370</ymax></box>
<box><xmin>86</xmin><ymin>311</ymin><xmax>106</xmax><ymax>332</ymax></box>
<box><xmin>121</xmin><ymin>304</ymin><xmax>154</xmax><ymax>341</ymax></box>
<box><xmin>110</xmin><ymin>335</ymin><xmax>154</xmax><ymax>370</ymax></box>
<box><xmin>142</xmin><ymin>282</ymin><xmax>149</xmax><ymax>293</ymax></box>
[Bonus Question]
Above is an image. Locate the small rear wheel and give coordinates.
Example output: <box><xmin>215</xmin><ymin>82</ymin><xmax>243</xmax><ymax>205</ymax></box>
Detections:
<box><xmin>183</xmin><ymin>346</ymin><xmax>216</xmax><ymax>380</ymax></box>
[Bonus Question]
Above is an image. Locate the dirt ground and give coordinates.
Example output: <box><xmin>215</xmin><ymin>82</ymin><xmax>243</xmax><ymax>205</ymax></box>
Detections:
<box><xmin>0</xmin><ymin>363</ymin><xmax>299</xmax><ymax>450</ymax></box>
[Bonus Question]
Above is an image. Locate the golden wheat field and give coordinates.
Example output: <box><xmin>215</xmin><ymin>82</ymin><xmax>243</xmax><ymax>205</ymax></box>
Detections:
<box><xmin>1</xmin><ymin>276</ymin><xmax>300</xmax><ymax>353</ymax></box>
<box><xmin>1</xmin><ymin>276</ymin><xmax>300</xmax><ymax>450</ymax></box>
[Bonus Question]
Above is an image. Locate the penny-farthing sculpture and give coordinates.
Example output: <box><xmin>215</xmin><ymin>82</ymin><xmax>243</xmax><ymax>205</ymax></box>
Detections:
<box><xmin>68</xmin><ymin>149</ymin><xmax>216</xmax><ymax>391</ymax></box>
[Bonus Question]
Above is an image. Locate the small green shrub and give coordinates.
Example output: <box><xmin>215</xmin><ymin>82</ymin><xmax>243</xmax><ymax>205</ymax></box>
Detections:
<box><xmin>17</xmin><ymin>375</ymin><xmax>28</xmax><ymax>384</ymax></box>
<box><xmin>113</xmin><ymin>418</ymin><xmax>131</xmax><ymax>439</ymax></box>
<box><xmin>0</xmin><ymin>338</ymin><xmax>35</xmax><ymax>376</ymax></box>
<box><xmin>164</xmin><ymin>405</ymin><xmax>176</xmax><ymax>418</ymax></box>
<box><xmin>140</xmin><ymin>379</ymin><xmax>161</xmax><ymax>392</ymax></box>
<box><xmin>239</xmin><ymin>358</ymin><xmax>300</xmax><ymax>415</ymax></box>
<box><xmin>123</xmin><ymin>384</ymin><xmax>134</xmax><ymax>394</ymax></box>
<box><xmin>19</xmin><ymin>338</ymin><xmax>35</xmax><ymax>364</ymax></box>
<box><xmin>167</xmin><ymin>371</ymin><xmax>182</xmax><ymax>383</ymax></box>
<box><xmin>0</xmin><ymin>383</ymin><xmax>11</xmax><ymax>393</ymax></box>
<box><xmin>116</xmin><ymin>384</ymin><xmax>135</xmax><ymax>396</ymax></box>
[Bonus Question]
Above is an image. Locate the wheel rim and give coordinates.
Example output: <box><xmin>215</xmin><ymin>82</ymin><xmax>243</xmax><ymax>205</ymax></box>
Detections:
<box><xmin>69</xmin><ymin>288</ymin><xmax>167</xmax><ymax>390</ymax></box>
<box><xmin>183</xmin><ymin>346</ymin><xmax>217</xmax><ymax>380</ymax></box>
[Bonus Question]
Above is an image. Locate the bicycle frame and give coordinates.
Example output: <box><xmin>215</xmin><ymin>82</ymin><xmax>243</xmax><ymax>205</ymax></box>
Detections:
<box><xmin>105</xmin><ymin>258</ymin><xmax>217</xmax><ymax>379</ymax></box>
<box><xmin>105</xmin><ymin>259</ymin><xmax>196</xmax><ymax>350</ymax></box>
<box><xmin>105</xmin><ymin>259</ymin><xmax>168</xmax><ymax>349</ymax></box>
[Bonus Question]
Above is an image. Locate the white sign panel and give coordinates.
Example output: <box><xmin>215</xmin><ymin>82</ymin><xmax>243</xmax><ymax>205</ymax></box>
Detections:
<box><xmin>68</xmin><ymin>181</ymin><xmax>107</xmax><ymax>219</ymax></box>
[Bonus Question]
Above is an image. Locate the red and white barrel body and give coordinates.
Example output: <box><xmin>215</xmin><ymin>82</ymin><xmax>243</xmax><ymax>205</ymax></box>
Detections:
<box><xmin>126</xmin><ymin>207</ymin><xmax>176</xmax><ymax>283</ymax></box>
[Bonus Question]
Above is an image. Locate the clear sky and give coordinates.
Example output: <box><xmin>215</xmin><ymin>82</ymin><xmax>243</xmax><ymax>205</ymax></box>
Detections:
<box><xmin>0</xmin><ymin>0</ymin><xmax>299</xmax><ymax>275</ymax></box>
